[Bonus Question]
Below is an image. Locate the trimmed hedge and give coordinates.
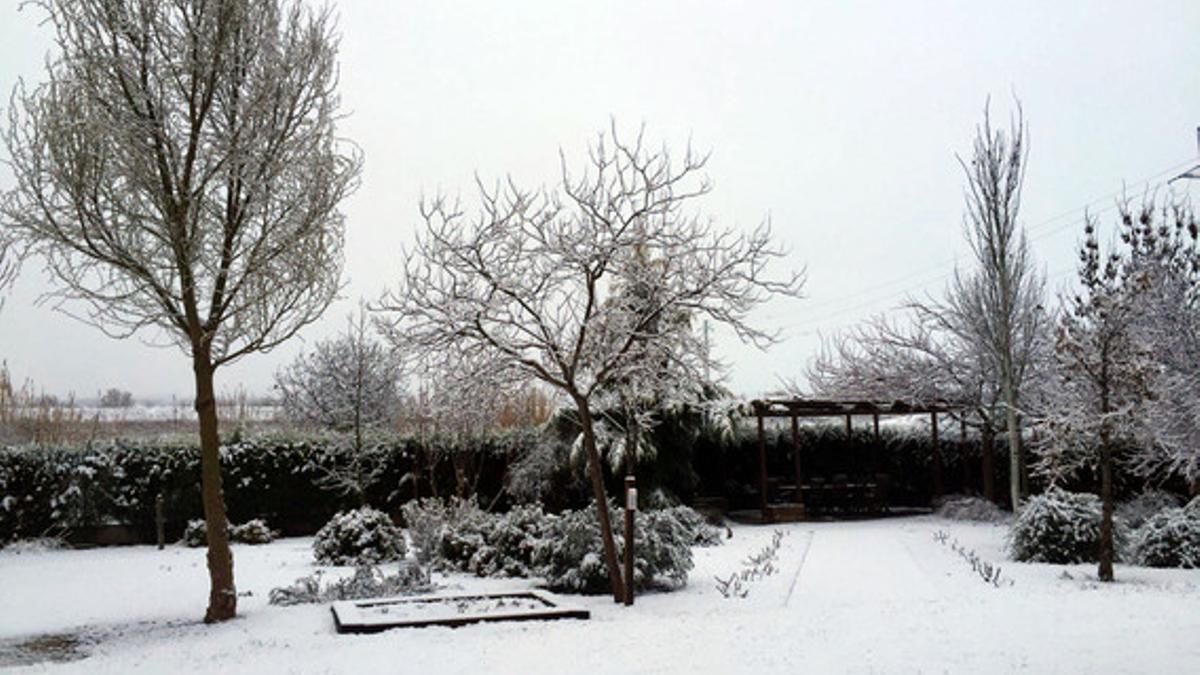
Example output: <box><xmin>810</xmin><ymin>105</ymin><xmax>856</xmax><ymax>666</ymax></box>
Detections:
<box><xmin>0</xmin><ymin>431</ymin><xmax>529</xmax><ymax>544</ymax></box>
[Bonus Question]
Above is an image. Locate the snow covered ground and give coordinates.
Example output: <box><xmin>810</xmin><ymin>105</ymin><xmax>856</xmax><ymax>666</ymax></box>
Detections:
<box><xmin>1</xmin><ymin>516</ymin><xmax>1197</xmax><ymax>674</ymax></box>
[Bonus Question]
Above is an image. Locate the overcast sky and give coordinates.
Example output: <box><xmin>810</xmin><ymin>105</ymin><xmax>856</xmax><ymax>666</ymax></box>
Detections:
<box><xmin>1</xmin><ymin>0</ymin><xmax>1198</xmax><ymax>402</ymax></box>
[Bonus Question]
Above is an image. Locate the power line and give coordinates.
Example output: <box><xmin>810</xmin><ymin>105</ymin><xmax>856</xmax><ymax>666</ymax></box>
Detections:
<box><xmin>779</xmin><ymin>155</ymin><xmax>1199</xmax><ymax>334</ymax></box>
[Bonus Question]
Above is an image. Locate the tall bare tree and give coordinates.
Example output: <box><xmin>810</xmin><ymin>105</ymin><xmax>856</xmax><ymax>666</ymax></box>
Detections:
<box><xmin>381</xmin><ymin>124</ymin><xmax>802</xmax><ymax>602</ymax></box>
<box><xmin>1</xmin><ymin>0</ymin><xmax>361</xmax><ymax>621</ymax></box>
<box><xmin>959</xmin><ymin>102</ymin><xmax>1044</xmax><ymax>511</ymax></box>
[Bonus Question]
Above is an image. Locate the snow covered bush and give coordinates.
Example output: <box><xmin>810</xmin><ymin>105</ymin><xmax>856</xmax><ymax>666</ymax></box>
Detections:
<box><xmin>230</xmin><ymin>519</ymin><xmax>277</xmax><ymax>544</ymax></box>
<box><xmin>1117</xmin><ymin>490</ymin><xmax>1183</xmax><ymax>530</ymax></box>
<box><xmin>533</xmin><ymin>501</ymin><xmax>693</xmax><ymax>594</ymax></box>
<box><xmin>401</xmin><ymin>498</ymin><xmax>546</xmax><ymax>576</ymax></box>
<box><xmin>1009</xmin><ymin>488</ymin><xmax>1124</xmax><ymax>564</ymax></box>
<box><xmin>1128</xmin><ymin>507</ymin><xmax>1200</xmax><ymax>568</ymax></box>
<box><xmin>936</xmin><ymin>495</ymin><xmax>1007</xmax><ymax>523</ymax></box>
<box><xmin>399</xmin><ymin>497</ymin><xmax>478</xmax><ymax>565</ymax></box>
<box><xmin>181</xmin><ymin>519</ymin><xmax>211</xmax><ymax>547</ymax></box>
<box><xmin>440</xmin><ymin>503</ymin><xmax>546</xmax><ymax>577</ymax></box>
<box><xmin>659</xmin><ymin>505</ymin><xmax>723</xmax><ymax>546</ymax></box>
<box><xmin>0</xmin><ymin>536</ymin><xmax>68</xmax><ymax>554</ymax></box>
<box><xmin>269</xmin><ymin>562</ymin><xmax>432</xmax><ymax>606</ymax></box>
<box><xmin>182</xmin><ymin>518</ymin><xmax>278</xmax><ymax>546</ymax></box>
<box><xmin>312</xmin><ymin>507</ymin><xmax>406</xmax><ymax>565</ymax></box>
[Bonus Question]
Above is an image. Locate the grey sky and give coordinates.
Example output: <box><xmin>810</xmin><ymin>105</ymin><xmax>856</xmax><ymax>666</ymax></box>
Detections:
<box><xmin>1</xmin><ymin>0</ymin><xmax>1198</xmax><ymax>401</ymax></box>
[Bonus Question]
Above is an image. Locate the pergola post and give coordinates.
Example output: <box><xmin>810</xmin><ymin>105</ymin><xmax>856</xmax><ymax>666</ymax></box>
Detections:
<box><xmin>791</xmin><ymin>413</ymin><xmax>804</xmax><ymax>502</ymax></box>
<box><xmin>931</xmin><ymin>412</ymin><xmax>945</xmax><ymax>499</ymax></box>
<box><xmin>845</xmin><ymin>414</ymin><xmax>854</xmax><ymax>475</ymax></box>
<box><xmin>872</xmin><ymin>413</ymin><xmax>881</xmax><ymax>474</ymax></box>
<box><xmin>960</xmin><ymin>417</ymin><xmax>971</xmax><ymax>493</ymax></box>
<box><xmin>756</xmin><ymin>406</ymin><xmax>770</xmax><ymax>522</ymax></box>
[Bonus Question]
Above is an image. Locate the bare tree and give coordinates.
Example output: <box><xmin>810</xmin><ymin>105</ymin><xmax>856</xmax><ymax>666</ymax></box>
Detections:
<box><xmin>380</xmin><ymin>345</ymin><xmax>517</xmax><ymax>502</ymax></box>
<box><xmin>0</xmin><ymin>233</ymin><xmax>15</xmax><ymax>310</ymax></box>
<box><xmin>958</xmin><ymin>101</ymin><xmax>1045</xmax><ymax>512</ymax></box>
<box><xmin>276</xmin><ymin>304</ymin><xmax>402</xmax><ymax>504</ymax></box>
<box><xmin>98</xmin><ymin>388</ymin><xmax>135</xmax><ymax>408</ymax></box>
<box><xmin>805</xmin><ymin>285</ymin><xmax>1014</xmax><ymax>502</ymax></box>
<box><xmin>380</xmin><ymin>124</ymin><xmax>802</xmax><ymax>602</ymax></box>
<box><xmin>1</xmin><ymin>0</ymin><xmax>361</xmax><ymax>621</ymax></box>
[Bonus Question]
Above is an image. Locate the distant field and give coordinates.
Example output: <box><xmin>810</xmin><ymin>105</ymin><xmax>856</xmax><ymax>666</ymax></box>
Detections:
<box><xmin>0</xmin><ymin>405</ymin><xmax>284</xmax><ymax>445</ymax></box>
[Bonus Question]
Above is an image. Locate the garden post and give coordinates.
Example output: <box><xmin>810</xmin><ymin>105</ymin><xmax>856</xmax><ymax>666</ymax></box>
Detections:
<box><xmin>155</xmin><ymin>493</ymin><xmax>165</xmax><ymax>551</ymax></box>
<box><xmin>624</xmin><ymin>475</ymin><xmax>637</xmax><ymax>606</ymax></box>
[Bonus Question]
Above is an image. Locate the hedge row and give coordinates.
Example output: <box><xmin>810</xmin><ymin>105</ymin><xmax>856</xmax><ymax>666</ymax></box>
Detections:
<box><xmin>0</xmin><ymin>431</ymin><xmax>531</xmax><ymax>544</ymax></box>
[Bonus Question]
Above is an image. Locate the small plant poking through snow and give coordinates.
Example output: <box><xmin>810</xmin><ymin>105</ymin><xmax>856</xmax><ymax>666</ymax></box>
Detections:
<box><xmin>1009</xmin><ymin>488</ymin><xmax>1124</xmax><ymax>564</ymax></box>
<box><xmin>269</xmin><ymin>562</ymin><xmax>433</xmax><ymax>606</ymax></box>
<box><xmin>933</xmin><ymin>530</ymin><xmax>1012</xmax><ymax>587</ymax></box>
<box><xmin>714</xmin><ymin>529</ymin><xmax>786</xmax><ymax>599</ymax></box>
<box><xmin>313</xmin><ymin>507</ymin><xmax>406</xmax><ymax>565</ymax></box>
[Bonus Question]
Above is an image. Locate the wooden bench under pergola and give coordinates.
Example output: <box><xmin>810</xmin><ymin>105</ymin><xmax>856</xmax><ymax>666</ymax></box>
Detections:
<box><xmin>746</xmin><ymin>398</ymin><xmax>963</xmax><ymax>523</ymax></box>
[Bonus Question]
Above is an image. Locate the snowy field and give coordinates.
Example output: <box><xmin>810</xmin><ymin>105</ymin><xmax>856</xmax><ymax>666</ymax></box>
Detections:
<box><xmin>2</xmin><ymin>516</ymin><xmax>1198</xmax><ymax>674</ymax></box>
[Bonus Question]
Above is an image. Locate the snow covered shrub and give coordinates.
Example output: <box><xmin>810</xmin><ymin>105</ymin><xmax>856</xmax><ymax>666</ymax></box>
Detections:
<box><xmin>402</xmin><ymin>498</ymin><xmax>546</xmax><ymax>576</ymax></box>
<box><xmin>659</xmin><ymin>505</ymin><xmax>723</xmax><ymax>547</ymax></box>
<box><xmin>0</xmin><ymin>537</ymin><xmax>68</xmax><ymax>554</ymax></box>
<box><xmin>313</xmin><ymin>507</ymin><xmax>406</xmax><ymax>565</ymax></box>
<box><xmin>533</xmin><ymin>502</ymin><xmax>693</xmax><ymax>594</ymax></box>
<box><xmin>181</xmin><ymin>519</ymin><xmax>214</xmax><ymax>547</ymax></box>
<box><xmin>400</xmin><ymin>497</ymin><xmax>479</xmax><ymax>564</ymax></box>
<box><xmin>1009</xmin><ymin>488</ymin><xmax>1124</xmax><ymax>564</ymax></box>
<box><xmin>182</xmin><ymin>518</ymin><xmax>277</xmax><ymax>546</ymax></box>
<box><xmin>269</xmin><ymin>561</ymin><xmax>433</xmax><ymax>606</ymax></box>
<box><xmin>1186</xmin><ymin>496</ymin><xmax>1200</xmax><ymax>518</ymax></box>
<box><xmin>441</xmin><ymin>503</ymin><xmax>546</xmax><ymax>577</ymax></box>
<box><xmin>230</xmin><ymin>518</ymin><xmax>277</xmax><ymax>544</ymax></box>
<box><xmin>1129</xmin><ymin>507</ymin><xmax>1200</xmax><ymax>568</ymax></box>
<box><xmin>1117</xmin><ymin>490</ymin><xmax>1183</xmax><ymax>530</ymax></box>
<box><xmin>936</xmin><ymin>495</ymin><xmax>1007</xmax><ymax>523</ymax></box>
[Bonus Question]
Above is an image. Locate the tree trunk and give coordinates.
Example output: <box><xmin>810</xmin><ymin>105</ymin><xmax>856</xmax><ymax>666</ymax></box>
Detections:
<box><xmin>574</xmin><ymin>395</ymin><xmax>626</xmax><ymax>603</ymax></box>
<box><xmin>980</xmin><ymin>424</ymin><xmax>996</xmax><ymax>503</ymax></box>
<box><xmin>193</xmin><ymin>352</ymin><xmax>237</xmax><ymax>622</ymax></box>
<box><xmin>1097</xmin><ymin>432</ymin><xmax>1115</xmax><ymax>582</ymax></box>
<box><xmin>1002</xmin><ymin>385</ymin><xmax>1022</xmax><ymax>512</ymax></box>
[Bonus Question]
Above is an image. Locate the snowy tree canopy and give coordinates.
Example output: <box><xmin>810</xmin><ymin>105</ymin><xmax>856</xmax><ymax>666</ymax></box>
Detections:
<box><xmin>276</xmin><ymin>306</ymin><xmax>402</xmax><ymax>437</ymax></box>
<box><xmin>1037</xmin><ymin>202</ymin><xmax>1200</xmax><ymax>485</ymax></box>
<box><xmin>380</xmin><ymin>124</ymin><xmax>803</xmax><ymax>404</ymax></box>
<box><xmin>379</xmin><ymin>122</ymin><xmax>803</xmax><ymax>601</ymax></box>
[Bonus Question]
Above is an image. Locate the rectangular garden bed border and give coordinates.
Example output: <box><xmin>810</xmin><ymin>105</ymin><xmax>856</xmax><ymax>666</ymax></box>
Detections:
<box><xmin>331</xmin><ymin>589</ymin><xmax>590</xmax><ymax>633</ymax></box>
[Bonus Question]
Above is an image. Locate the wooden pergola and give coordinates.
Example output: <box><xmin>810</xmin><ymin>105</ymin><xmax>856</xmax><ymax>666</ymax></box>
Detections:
<box><xmin>747</xmin><ymin>398</ymin><xmax>963</xmax><ymax>522</ymax></box>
